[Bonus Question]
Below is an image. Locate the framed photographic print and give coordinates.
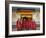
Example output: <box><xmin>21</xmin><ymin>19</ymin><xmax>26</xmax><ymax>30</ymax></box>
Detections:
<box><xmin>5</xmin><ymin>1</ymin><xmax>45</xmax><ymax>37</ymax></box>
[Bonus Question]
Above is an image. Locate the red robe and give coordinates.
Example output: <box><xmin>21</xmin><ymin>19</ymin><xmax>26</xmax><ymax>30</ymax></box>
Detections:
<box><xmin>16</xmin><ymin>20</ymin><xmax>22</xmax><ymax>30</ymax></box>
<box><xmin>16</xmin><ymin>20</ymin><xmax>36</xmax><ymax>30</ymax></box>
<box><xmin>22</xmin><ymin>20</ymin><xmax>36</xmax><ymax>30</ymax></box>
<box><xmin>28</xmin><ymin>20</ymin><xmax>36</xmax><ymax>30</ymax></box>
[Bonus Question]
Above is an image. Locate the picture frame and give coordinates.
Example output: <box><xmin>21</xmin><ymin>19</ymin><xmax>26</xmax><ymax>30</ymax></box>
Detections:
<box><xmin>5</xmin><ymin>1</ymin><xmax>45</xmax><ymax>37</ymax></box>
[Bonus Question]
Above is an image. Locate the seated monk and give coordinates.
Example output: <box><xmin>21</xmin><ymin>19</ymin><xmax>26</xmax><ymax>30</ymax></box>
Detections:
<box><xmin>16</xmin><ymin>19</ymin><xmax>22</xmax><ymax>31</ymax></box>
<box><xmin>16</xmin><ymin>17</ymin><xmax>36</xmax><ymax>31</ymax></box>
<box><xmin>22</xmin><ymin>17</ymin><xmax>36</xmax><ymax>30</ymax></box>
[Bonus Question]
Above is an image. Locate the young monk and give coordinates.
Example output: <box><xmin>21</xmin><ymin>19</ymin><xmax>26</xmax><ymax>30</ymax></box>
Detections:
<box><xmin>16</xmin><ymin>19</ymin><xmax>22</xmax><ymax>31</ymax></box>
<box><xmin>16</xmin><ymin>17</ymin><xmax>36</xmax><ymax>31</ymax></box>
<box><xmin>28</xmin><ymin>18</ymin><xmax>36</xmax><ymax>30</ymax></box>
<box><xmin>22</xmin><ymin>17</ymin><xmax>36</xmax><ymax>30</ymax></box>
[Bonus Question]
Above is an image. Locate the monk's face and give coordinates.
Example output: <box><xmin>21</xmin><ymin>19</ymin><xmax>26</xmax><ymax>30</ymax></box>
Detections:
<box><xmin>24</xmin><ymin>19</ymin><xmax>26</xmax><ymax>21</ymax></box>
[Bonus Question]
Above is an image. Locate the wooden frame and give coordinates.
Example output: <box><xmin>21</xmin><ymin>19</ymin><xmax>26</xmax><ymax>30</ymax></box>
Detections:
<box><xmin>5</xmin><ymin>1</ymin><xmax>45</xmax><ymax>37</ymax></box>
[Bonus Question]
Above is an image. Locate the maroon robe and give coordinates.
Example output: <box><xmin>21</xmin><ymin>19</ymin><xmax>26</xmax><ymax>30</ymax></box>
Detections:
<box><xmin>16</xmin><ymin>19</ymin><xmax>36</xmax><ymax>30</ymax></box>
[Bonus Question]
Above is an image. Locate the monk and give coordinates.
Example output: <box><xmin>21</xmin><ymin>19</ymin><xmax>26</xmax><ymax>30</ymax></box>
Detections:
<box><xmin>22</xmin><ymin>17</ymin><xmax>36</xmax><ymax>30</ymax></box>
<box><xmin>16</xmin><ymin>17</ymin><xmax>36</xmax><ymax>31</ymax></box>
<box><xmin>28</xmin><ymin>19</ymin><xmax>36</xmax><ymax>30</ymax></box>
<box><xmin>16</xmin><ymin>19</ymin><xmax>22</xmax><ymax>31</ymax></box>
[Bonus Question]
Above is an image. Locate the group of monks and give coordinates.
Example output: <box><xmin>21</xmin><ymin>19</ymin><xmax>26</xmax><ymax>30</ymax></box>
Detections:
<box><xmin>16</xmin><ymin>17</ymin><xmax>37</xmax><ymax>31</ymax></box>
